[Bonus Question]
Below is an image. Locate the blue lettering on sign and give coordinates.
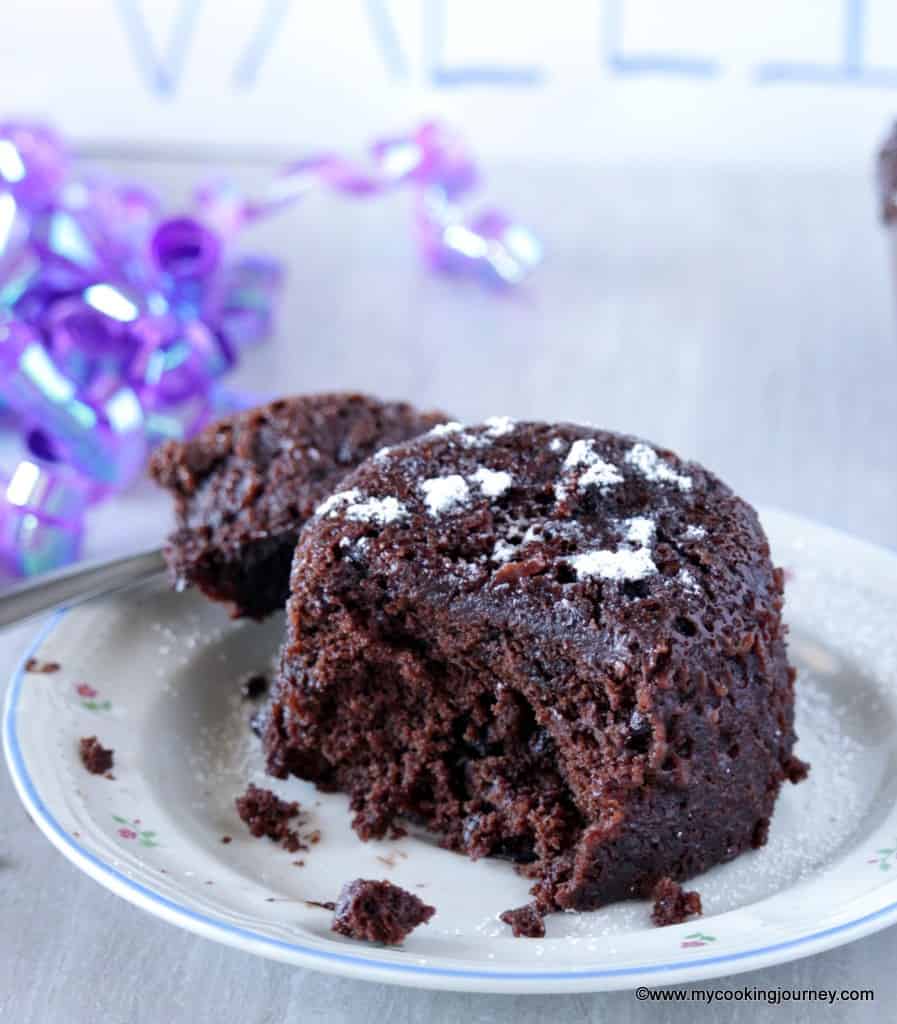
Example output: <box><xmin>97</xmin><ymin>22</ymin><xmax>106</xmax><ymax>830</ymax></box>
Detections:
<box><xmin>117</xmin><ymin>0</ymin><xmax>204</xmax><ymax>96</ymax></box>
<box><xmin>755</xmin><ymin>0</ymin><xmax>897</xmax><ymax>86</ymax></box>
<box><xmin>602</xmin><ymin>0</ymin><xmax>718</xmax><ymax>77</ymax></box>
<box><xmin>114</xmin><ymin>0</ymin><xmax>897</xmax><ymax>98</ymax></box>
<box><xmin>232</xmin><ymin>0</ymin><xmax>293</xmax><ymax>90</ymax></box>
<box><xmin>365</xmin><ymin>0</ymin><xmax>409</xmax><ymax>80</ymax></box>
<box><xmin>425</xmin><ymin>0</ymin><xmax>543</xmax><ymax>87</ymax></box>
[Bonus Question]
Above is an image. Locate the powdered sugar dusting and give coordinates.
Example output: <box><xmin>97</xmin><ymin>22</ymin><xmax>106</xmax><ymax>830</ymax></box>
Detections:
<box><xmin>316</xmin><ymin>488</ymin><xmax>407</xmax><ymax>525</ymax></box>
<box><xmin>428</xmin><ymin>421</ymin><xmax>464</xmax><ymax>438</ymax></box>
<box><xmin>492</xmin><ymin>538</ymin><xmax>519</xmax><ymax>563</ymax></box>
<box><xmin>558</xmin><ymin>439</ymin><xmax>623</xmax><ymax>497</ymax></box>
<box><xmin>625</xmin><ymin>442</ymin><xmax>692</xmax><ymax>492</ymax></box>
<box><xmin>549</xmin><ymin>437</ymin><xmax>566</xmax><ymax>453</ymax></box>
<box><xmin>471</xmin><ymin>466</ymin><xmax>513</xmax><ymax>498</ymax></box>
<box><xmin>569</xmin><ymin>516</ymin><xmax>658</xmax><ymax>582</ymax></box>
<box><xmin>421</xmin><ymin>475</ymin><xmax>471</xmax><ymax>516</ymax></box>
<box><xmin>684</xmin><ymin>524</ymin><xmax>707</xmax><ymax>540</ymax></box>
<box><xmin>569</xmin><ymin>546</ymin><xmax>656</xmax><ymax>582</ymax></box>
<box><xmin>624</xmin><ymin>516</ymin><xmax>655</xmax><ymax>547</ymax></box>
<box><xmin>315</xmin><ymin>488</ymin><xmax>361</xmax><ymax>517</ymax></box>
<box><xmin>678</xmin><ymin>568</ymin><xmax>700</xmax><ymax>593</ymax></box>
<box><xmin>484</xmin><ymin>415</ymin><xmax>515</xmax><ymax>437</ymax></box>
<box><xmin>580</xmin><ymin>462</ymin><xmax>623</xmax><ymax>490</ymax></box>
<box><xmin>344</xmin><ymin>496</ymin><xmax>407</xmax><ymax>525</ymax></box>
<box><xmin>563</xmin><ymin>440</ymin><xmax>600</xmax><ymax>471</ymax></box>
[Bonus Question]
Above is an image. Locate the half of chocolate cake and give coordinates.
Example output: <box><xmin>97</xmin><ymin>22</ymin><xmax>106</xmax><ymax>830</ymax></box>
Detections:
<box><xmin>149</xmin><ymin>393</ymin><xmax>445</xmax><ymax>619</ymax></box>
<box><xmin>265</xmin><ymin>418</ymin><xmax>807</xmax><ymax>915</ymax></box>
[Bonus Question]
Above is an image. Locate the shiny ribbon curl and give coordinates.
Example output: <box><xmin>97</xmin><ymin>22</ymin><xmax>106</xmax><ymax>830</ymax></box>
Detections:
<box><xmin>0</xmin><ymin>120</ymin><xmax>541</xmax><ymax>577</ymax></box>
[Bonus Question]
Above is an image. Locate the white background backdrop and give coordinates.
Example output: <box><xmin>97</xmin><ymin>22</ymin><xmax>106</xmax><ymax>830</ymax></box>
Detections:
<box><xmin>4</xmin><ymin>0</ymin><xmax>897</xmax><ymax>166</ymax></box>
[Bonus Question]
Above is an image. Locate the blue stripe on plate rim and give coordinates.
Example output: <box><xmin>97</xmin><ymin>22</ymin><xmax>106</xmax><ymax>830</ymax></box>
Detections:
<box><xmin>4</xmin><ymin>605</ymin><xmax>897</xmax><ymax>986</ymax></box>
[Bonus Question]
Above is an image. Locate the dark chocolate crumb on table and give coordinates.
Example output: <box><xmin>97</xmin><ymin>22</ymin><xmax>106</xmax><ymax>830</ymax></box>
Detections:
<box><xmin>305</xmin><ymin>899</ymin><xmax>336</xmax><ymax>911</ymax></box>
<box><xmin>234</xmin><ymin>784</ymin><xmax>303</xmax><ymax>853</ymax></box>
<box><xmin>500</xmin><ymin>903</ymin><xmax>545</xmax><ymax>938</ymax></box>
<box><xmin>331</xmin><ymin>879</ymin><xmax>435</xmax><ymax>945</ymax></box>
<box><xmin>150</xmin><ymin>392</ymin><xmax>446</xmax><ymax>619</ymax></box>
<box><xmin>650</xmin><ymin>877</ymin><xmax>702</xmax><ymax>927</ymax></box>
<box><xmin>79</xmin><ymin>736</ymin><xmax>114</xmax><ymax>775</ymax></box>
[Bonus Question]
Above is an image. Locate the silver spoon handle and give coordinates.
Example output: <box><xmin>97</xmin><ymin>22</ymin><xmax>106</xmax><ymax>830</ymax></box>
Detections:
<box><xmin>0</xmin><ymin>548</ymin><xmax>167</xmax><ymax>628</ymax></box>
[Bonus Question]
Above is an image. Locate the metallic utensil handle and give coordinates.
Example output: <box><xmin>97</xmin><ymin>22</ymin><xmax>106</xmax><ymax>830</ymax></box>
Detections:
<box><xmin>0</xmin><ymin>548</ymin><xmax>167</xmax><ymax>629</ymax></box>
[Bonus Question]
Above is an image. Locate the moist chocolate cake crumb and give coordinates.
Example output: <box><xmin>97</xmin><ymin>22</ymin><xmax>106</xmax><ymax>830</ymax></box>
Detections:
<box><xmin>784</xmin><ymin>755</ymin><xmax>810</xmax><ymax>784</ymax></box>
<box><xmin>650</xmin><ymin>877</ymin><xmax>702</xmax><ymax>927</ymax></box>
<box><xmin>265</xmin><ymin>420</ymin><xmax>806</xmax><ymax>919</ymax></box>
<box><xmin>26</xmin><ymin>658</ymin><xmax>60</xmax><ymax>674</ymax></box>
<box><xmin>305</xmin><ymin>899</ymin><xmax>336</xmax><ymax>911</ymax></box>
<box><xmin>235</xmin><ymin>784</ymin><xmax>303</xmax><ymax>852</ymax></box>
<box><xmin>240</xmin><ymin>673</ymin><xmax>269</xmax><ymax>700</ymax></box>
<box><xmin>79</xmin><ymin>736</ymin><xmax>114</xmax><ymax>775</ymax></box>
<box><xmin>150</xmin><ymin>392</ymin><xmax>446</xmax><ymax>619</ymax></box>
<box><xmin>500</xmin><ymin>903</ymin><xmax>545</xmax><ymax>939</ymax></box>
<box><xmin>331</xmin><ymin>879</ymin><xmax>435</xmax><ymax>945</ymax></box>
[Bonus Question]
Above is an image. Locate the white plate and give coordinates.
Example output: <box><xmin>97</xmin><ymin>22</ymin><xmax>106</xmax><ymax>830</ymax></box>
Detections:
<box><xmin>4</xmin><ymin>507</ymin><xmax>897</xmax><ymax>994</ymax></box>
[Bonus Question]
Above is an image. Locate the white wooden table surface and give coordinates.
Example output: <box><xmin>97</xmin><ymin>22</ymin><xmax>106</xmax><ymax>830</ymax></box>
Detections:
<box><xmin>2</xmin><ymin>156</ymin><xmax>896</xmax><ymax>1023</ymax></box>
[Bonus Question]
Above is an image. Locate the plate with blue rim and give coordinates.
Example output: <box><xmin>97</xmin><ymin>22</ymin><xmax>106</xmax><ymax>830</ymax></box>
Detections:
<box><xmin>4</xmin><ymin>507</ymin><xmax>897</xmax><ymax>993</ymax></box>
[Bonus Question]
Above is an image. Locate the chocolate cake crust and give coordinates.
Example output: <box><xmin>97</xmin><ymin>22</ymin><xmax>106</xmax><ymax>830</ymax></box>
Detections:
<box><xmin>265</xmin><ymin>419</ymin><xmax>804</xmax><ymax>914</ymax></box>
<box><xmin>149</xmin><ymin>393</ymin><xmax>444</xmax><ymax>618</ymax></box>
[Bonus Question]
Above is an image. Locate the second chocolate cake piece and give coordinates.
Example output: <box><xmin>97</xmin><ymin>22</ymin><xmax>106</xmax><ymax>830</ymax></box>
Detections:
<box><xmin>149</xmin><ymin>393</ymin><xmax>444</xmax><ymax>619</ymax></box>
<box><xmin>265</xmin><ymin>419</ymin><xmax>806</xmax><ymax>914</ymax></box>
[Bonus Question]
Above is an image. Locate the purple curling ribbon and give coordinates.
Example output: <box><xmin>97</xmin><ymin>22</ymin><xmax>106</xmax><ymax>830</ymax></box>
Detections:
<box><xmin>0</xmin><ymin>119</ymin><xmax>541</xmax><ymax>577</ymax></box>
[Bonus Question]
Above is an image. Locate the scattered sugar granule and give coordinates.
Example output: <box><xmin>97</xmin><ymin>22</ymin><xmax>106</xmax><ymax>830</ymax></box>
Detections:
<box><xmin>421</xmin><ymin>475</ymin><xmax>471</xmax><ymax>515</ymax></box>
<box><xmin>683</xmin><ymin>524</ymin><xmax>707</xmax><ymax>540</ymax></box>
<box><xmin>625</xmin><ymin>443</ymin><xmax>692</xmax><ymax>492</ymax></box>
<box><xmin>484</xmin><ymin>415</ymin><xmax>516</xmax><ymax>437</ymax></box>
<box><xmin>470</xmin><ymin>466</ymin><xmax>513</xmax><ymax>497</ymax></box>
<box><xmin>549</xmin><ymin>437</ymin><xmax>566</xmax><ymax>453</ymax></box>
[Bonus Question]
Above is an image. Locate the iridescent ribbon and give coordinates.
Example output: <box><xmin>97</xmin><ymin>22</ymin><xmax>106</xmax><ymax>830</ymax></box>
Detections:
<box><xmin>0</xmin><ymin>120</ymin><xmax>540</xmax><ymax>576</ymax></box>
